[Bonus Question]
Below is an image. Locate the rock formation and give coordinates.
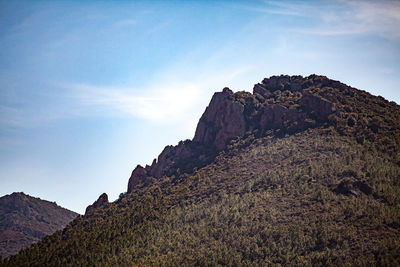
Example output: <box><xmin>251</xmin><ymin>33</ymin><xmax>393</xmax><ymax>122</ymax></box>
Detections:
<box><xmin>127</xmin><ymin>166</ymin><xmax>148</xmax><ymax>192</ymax></box>
<box><xmin>127</xmin><ymin>75</ymin><xmax>342</xmax><ymax>192</ymax></box>
<box><xmin>193</xmin><ymin>87</ymin><xmax>246</xmax><ymax>150</ymax></box>
<box><xmin>299</xmin><ymin>92</ymin><xmax>336</xmax><ymax>122</ymax></box>
<box><xmin>85</xmin><ymin>193</ymin><xmax>108</xmax><ymax>215</ymax></box>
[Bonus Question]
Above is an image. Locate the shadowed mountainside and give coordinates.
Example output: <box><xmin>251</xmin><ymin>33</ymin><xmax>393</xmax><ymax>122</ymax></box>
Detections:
<box><xmin>0</xmin><ymin>192</ymin><xmax>78</xmax><ymax>258</ymax></box>
<box><xmin>2</xmin><ymin>75</ymin><xmax>400</xmax><ymax>266</ymax></box>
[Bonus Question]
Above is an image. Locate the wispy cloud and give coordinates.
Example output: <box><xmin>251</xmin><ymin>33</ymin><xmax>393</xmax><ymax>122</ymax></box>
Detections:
<box><xmin>302</xmin><ymin>0</ymin><xmax>400</xmax><ymax>38</ymax></box>
<box><xmin>248</xmin><ymin>0</ymin><xmax>400</xmax><ymax>38</ymax></box>
<box><xmin>66</xmin><ymin>82</ymin><xmax>202</xmax><ymax>122</ymax></box>
<box><xmin>58</xmin><ymin>62</ymin><xmax>253</xmax><ymax>136</ymax></box>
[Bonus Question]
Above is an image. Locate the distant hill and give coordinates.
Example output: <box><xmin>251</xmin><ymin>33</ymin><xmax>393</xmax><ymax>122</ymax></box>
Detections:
<box><xmin>3</xmin><ymin>75</ymin><xmax>400</xmax><ymax>266</ymax></box>
<box><xmin>0</xmin><ymin>192</ymin><xmax>78</xmax><ymax>258</ymax></box>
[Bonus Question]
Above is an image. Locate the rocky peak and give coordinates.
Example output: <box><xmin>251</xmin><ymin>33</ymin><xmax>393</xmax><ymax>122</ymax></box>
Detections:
<box><xmin>193</xmin><ymin>87</ymin><xmax>246</xmax><ymax>150</ymax></box>
<box><xmin>127</xmin><ymin>165</ymin><xmax>148</xmax><ymax>192</ymax></box>
<box><xmin>85</xmin><ymin>193</ymin><xmax>108</xmax><ymax>215</ymax></box>
<box><xmin>127</xmin><ymin>75</ymin><xmax>375</xmax><ymax>192</ymax></box>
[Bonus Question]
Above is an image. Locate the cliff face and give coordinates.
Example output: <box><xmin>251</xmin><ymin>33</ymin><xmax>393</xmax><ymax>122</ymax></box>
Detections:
<box><xmin>0</xmin><ymin>192</ymin><xmax>78</xmax><ymax>258</ymax></box>
<box><xmin>127</xmin><ymin>74</ymin><xmax>400</xmax><ymax>193</ymax></box>
<box><xmin>194</xmin><ymin>88</ymin><xmax>247</xmax><ymax>150</ymax></box>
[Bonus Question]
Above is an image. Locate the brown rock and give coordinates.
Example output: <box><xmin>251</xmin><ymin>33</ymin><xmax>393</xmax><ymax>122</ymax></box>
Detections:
<box><xmin>260</xmin><ymin>104</ymin><xmax>310</xmax><ymax>134</ymax></box>
<box><xmin>127</xmin><ymin>87</ymin><xmax>251</xmax><ymax>191</ymax></box>
<box><xmin>262</xmin><ymin>75</ymin><xmax>289</xmax><ymax>92</ymax></box>
<box><xmin>256</xmin><ymin>75</ymin><xmax>305</xmax><ymax>95</ymax></box>
<box><xmin>193</xmin><ymin>88</ymin><xmax>246</xmax><ymax>150</ymax></box>
<box><xmin>300</xmin><ymin>92</ymin><xmax>335</xmax><ymax>122</ymax></box>
<box><xmin>127</xmin><ymin>165</ymin><xmax>148</xmax><ymax>192</ymax></box>
<box><xmin>260</xmin><ymin>104</ymin><xmax>287</xmax><ymax>131</ymax></box>
<box><xmin>253</xmin><ymin>83</ymin><xmax>270</xmax><ymax>98</ymax></box>
<box><xmin>283</xmin><ymin>108</ymin><xmax>309</xmax><ymax>132</ymax></box>
<box><xmin>150</xmin><ymin>141</ymin><xmax>193</xmax><ymax>178</ymax></box>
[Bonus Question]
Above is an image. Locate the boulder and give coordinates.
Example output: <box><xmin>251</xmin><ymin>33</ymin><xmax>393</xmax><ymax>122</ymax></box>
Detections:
<box><xmin>333</xmin><ymin>178</ymin><xmax>372</xmax><ymax>197</ymax></box>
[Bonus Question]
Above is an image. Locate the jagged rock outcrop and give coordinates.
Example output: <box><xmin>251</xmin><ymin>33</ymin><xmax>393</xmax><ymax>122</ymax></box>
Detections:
<box><xmin>150</xmin><ymin>141</ymin><xmax>194</xmax><ymax>178</ymax></box>
<box><xmin>127</xmin><ymin>140</ymin><xmax>216</xmax><ymax>192</ymax></box>
<box><xmin>193</xmin><ymin>88</ymin><xmax>246</xmax><ymax>150</ymax></box>
<box><xmin>85</xmin><ymin>193</ymin><xmax>108</xmax><ymax>215</ymax></box>
<box><xmin>127</xmin><ymin>165</ymin><xmax>148</xmax><ymax>192</ymax></box>
<box><xmin>127</xmin><ymin>75</ymin><xmax>347</xmax><ymax>192</ymax></box>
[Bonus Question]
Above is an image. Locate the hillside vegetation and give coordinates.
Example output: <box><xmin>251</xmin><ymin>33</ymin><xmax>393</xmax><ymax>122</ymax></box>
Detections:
<box><xmin>2</xmin><ymin>75</ymin><xmax>399</xmax><ymax>266</ymax></box>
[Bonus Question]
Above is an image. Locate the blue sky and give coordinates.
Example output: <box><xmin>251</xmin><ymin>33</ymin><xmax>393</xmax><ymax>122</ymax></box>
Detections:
<box><xmin>0</xmin><ymin>0</ymin><xmax>399</xmax><ymax>214</ymax></box>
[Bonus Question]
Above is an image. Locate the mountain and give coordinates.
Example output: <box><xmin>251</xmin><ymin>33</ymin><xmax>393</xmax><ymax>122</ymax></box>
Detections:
<box><xmin>0</xmin><ymin>192</ymin><xmax>78</xmax><ymax>259</ymax></box>
<box><xmin>2</xmin><ymin>75</ymin><xmax>400</xmax><ymax>266</ymax></box>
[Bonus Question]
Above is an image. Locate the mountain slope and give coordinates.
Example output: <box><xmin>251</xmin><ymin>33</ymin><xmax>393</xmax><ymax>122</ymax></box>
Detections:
<box><xmin>0</xmin><ymin>192</ymin><xmax>78</xmax><ymax>258</ymax></box>
<box><xmin>2</xmin><ymin>75</ymin><xmax>400</xmax><ymax>266</ymax></box>
<box><xmin>127</xmin><ymin>75</ymin><xmax>400</xmax><ymax>192</ymax></box>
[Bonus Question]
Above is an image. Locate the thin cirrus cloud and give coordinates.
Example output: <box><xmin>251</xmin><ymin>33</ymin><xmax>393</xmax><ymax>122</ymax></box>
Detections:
<box><xmin>253</xmin><ymin>0</ymin><xmax>400</xmax><ymax>38</ymax></box>
<box><xmin>304</xmin><ymin>0</ymin><xmax>400</xmax><ymax>38</ymax></box>
<box><xmin>62</xmin><ymin>61</ymin><xmax>253</xmax><ymax>126</ymax></box>
<box><xmin>66</xmin><ymin>82</ymin><xmax>203</xmax><ymax>123</ymax></box>
<box><xmin>2</xmin><ymin>0</ymin><xmax>399</xmax><ymax>133</ymax></box>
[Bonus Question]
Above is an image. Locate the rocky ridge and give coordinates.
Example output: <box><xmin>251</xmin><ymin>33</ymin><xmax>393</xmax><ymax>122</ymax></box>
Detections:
<box><xmin>128</xmin><ymin>74</ymin><xmax>391</xmax><ymax>193</ymax></box>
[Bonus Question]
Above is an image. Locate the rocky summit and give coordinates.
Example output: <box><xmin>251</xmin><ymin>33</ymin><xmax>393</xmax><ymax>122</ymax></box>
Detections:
<box><xmin>3</xmin><ymin>75</ymin><xmax>400</xmax><ymax>266</ymax></box>
<box><xmin>128</xmin><ymin>74</ymin><xmax>398</xmax><ymax>193</ymax></box>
